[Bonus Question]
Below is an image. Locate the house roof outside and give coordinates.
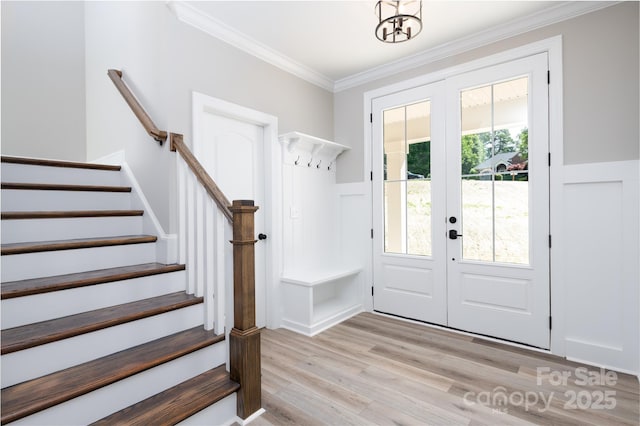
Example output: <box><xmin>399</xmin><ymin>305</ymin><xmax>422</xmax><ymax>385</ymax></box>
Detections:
<box><xmin>475</xmin><ymin>151</ymin><xmax>518</xmax><ymax>172</ymax></box>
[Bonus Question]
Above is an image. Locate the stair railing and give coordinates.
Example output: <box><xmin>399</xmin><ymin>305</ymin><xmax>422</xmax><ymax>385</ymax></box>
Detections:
<box><xmin>107</xmin><ymin>69</ymin><xmax>167</xmax><ymax>144</ymax></box>
<box><xmin>108</xmin><ymin>70</ymin><xmax>261</xmax><ymax>420</ymax></box>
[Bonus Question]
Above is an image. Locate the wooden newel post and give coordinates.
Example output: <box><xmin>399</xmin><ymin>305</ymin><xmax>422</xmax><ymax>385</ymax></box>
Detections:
<box><xmin>229</xmin><ymin>200</ymin><xmax>261</xmax><ymax>419</ymax></box>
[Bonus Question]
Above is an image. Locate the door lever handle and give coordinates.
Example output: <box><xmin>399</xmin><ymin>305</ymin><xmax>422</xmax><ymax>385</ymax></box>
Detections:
<box><xmin>449</xmin><ymin>229</ymin><xmax>462</xmax><ymax>240</ymax></box>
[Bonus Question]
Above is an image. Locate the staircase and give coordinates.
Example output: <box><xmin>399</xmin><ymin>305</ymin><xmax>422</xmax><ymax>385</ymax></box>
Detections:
<box><xmin>0</xmin><ymin>156</ymin><xmax>240</xmax><ymax>425</ymax></box>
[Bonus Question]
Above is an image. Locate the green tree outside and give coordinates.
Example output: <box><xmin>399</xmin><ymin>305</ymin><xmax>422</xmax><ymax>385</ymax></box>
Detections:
<box><xmin>461</xmin><ymin>134</ymin><xmax>485</xmax><ymax>175</ymax></box>
<box><xmin>517</xmin><ymin>128</ymin><xmax>528</xmax><ymax>161</ymax></box>
<box><xmin>407</xmin><ymin>141</ymin><xmax>431</xmax><ymax>178</ymax></box>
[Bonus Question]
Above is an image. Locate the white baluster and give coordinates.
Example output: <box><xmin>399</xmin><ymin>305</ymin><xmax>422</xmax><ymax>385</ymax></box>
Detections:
<box><xmin>177</xmin><ymin>159</ymin><xmax>187</xmax><ymax>265</ymax></box>
<box><xmin>224</xmin><ymin>220</ymin><xmax>234</xmax><ymax>342</ymax></box>
<box><xmin>195</xmin><ymin>185</ymin><xmax>205</xmax><ymax>298</ymax></box>
<box><xmin>186</xmin><ymin>172</ymin><xmax>196</xmax><ymax>295</ymax></box>
<box><xmin>204</xmin><ymin>197</ymin><xmax>215</xmax><ymax>330</ymax></box>
<box><xmin>214</xmin><ymin>209</ymin><xmax>227</xmax><ymax>335</ymax></box>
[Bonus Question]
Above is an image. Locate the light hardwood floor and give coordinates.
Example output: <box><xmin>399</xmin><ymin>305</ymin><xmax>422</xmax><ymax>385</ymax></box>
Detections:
<box><xmin>251</xmin><ymin>312</ymin><xmax>639</xmax><ymax>425</ymax></box>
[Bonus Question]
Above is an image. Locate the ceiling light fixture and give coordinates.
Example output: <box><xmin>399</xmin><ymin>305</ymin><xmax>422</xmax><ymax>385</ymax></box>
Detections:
<box><xmin>375</xmin><ymin>1</ymin><xmax>423</xmax><ymax>43</ymax></box>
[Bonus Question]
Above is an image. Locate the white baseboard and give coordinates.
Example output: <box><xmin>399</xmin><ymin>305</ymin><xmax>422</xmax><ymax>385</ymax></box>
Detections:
<box><xmin>233</xmin><ymin>408</ymin><xmax>266</xmax><ymax>425</ymax></box>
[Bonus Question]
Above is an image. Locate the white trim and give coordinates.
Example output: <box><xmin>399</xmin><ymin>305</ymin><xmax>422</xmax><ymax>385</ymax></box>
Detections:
<box><xmin>233</xmin><ymin>408</ymin><xmax>266</xmax><ymax>426</ymax></box>
<box><xmin>167</xmin><ymin>1</ymin><xmax>334</xmax><ymax>92</ymax></box>
<box><xmin>192</xmin><ymin>92</ymin><xmax>281</xmax><ymax>331</ymax></box>
<box><xmin>91</xmin><ymin>149</ymin><xmax>125</xmax><ymax>167</ymax></box>
<box><xmin>167</xmin><ymin>0</ymin><xmax>613</xmax><ymax>93</ymax></box>
<box><xmin>548</xmin><ymin>36</ymin><xmax>565</xmax><ymax>358</ymax></box>
<box><xmin>281</xmin><ymin>305</ymin><xmax>364</xmax><ymax>337</ymax></box>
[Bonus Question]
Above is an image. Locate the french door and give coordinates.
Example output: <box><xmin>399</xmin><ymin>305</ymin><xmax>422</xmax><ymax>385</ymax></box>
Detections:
<box><xmin>372</xmin><ymin>53</ymin><xmax>550</xmax><ymax>348</ymax></box>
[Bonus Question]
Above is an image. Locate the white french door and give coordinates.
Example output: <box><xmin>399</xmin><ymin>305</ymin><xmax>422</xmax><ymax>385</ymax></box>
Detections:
<box><xmin>372</xmin><ymin>53</ymin><xmax>550</xmax><ymax>348</ymax></box>
<box><xmin>372</xmin><ymin>81</ymin><xmax>448</xmax><ymax>325</ymax></box>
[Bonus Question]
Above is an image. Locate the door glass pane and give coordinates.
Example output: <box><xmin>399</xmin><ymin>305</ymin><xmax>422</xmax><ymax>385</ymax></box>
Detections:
<box><xmin>383</xmin><ymin>100</ymin><xmax>432</xmax><ymax>256</ymax></box>
<box><xmin>460</xmin><ymin>77</ymin><xmax>530</xmax><ymax>264</ymax></box>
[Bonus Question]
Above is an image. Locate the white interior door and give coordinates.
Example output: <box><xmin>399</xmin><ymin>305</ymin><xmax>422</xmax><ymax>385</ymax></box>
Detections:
<box><xmin>446</xmin><ymin>53</ymin><xmax>550</xmax><ymax>348</ymax></box>
<box><xmin>372</xmin><ymin>53</ymin><xmax>550</xmax><ymax>348</ymax></box>
<box><xmin>372</xmin><ymin>81</ymin><xmax>447</xmax><ymax>325</ymax></box>
<box><xmin>198</xmin><ymin>113</ymin><xmax>267</xmax><ymax>329</ymax></box>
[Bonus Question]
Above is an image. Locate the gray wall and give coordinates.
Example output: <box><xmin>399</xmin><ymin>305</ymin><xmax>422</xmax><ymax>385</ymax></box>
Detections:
<box><xmin>334</xmin><ymin>2</ymin><xmax>640</xmax><ymax>183</ymax></box>
<box><xmin>1</xmin><ymin>1</ymin><xmax>86</xmax><ymax>161</ymax></box>
<box><xmin>4</xmin><ymin>1</ymin><xmax>637</xmax><ymax>226</ymax></box>
<box><xmin>84</xmin><ymin>1</ymin><xmax>334</xmax><ymax>232</ymax></box>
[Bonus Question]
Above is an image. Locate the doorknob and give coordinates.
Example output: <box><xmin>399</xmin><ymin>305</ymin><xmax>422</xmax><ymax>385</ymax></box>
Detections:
<box><xmin>449</xmin><ymin>229</ymin><xmax>462</xmax><ymax>240</ymax></box>
<box><xmin>258</xmin><ymin>233</ymin><xmax>268</xmax><ymax>240</ymax></box>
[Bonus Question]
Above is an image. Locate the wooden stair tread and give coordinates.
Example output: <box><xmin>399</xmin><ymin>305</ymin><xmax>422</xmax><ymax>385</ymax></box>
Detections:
<box><xmin>1</xmin><ymin>210</ymin><xmax>144</xmax><ymax>220</ymax></box>
<box><xmin>1</xmin><ymin>156</ymin><xmax>121</xmax><ymax>171</ymax></box>
<box><xmin>0</xmin><ymin>326</ymin><xmax>223</xmax><ymax>424</ymax></box>
<box><xmin>1</xmin><ymin>182</ymin><xmax>131</xmax><ymax>192</ymax></box>
<box><xmin>1</xmin><ymin>292</ymin><xmax>203</xmax><ymax>355</ymax></box>
<box><xmin>90</xmin><ymin>365</ymin><xmax>239</xmax><ymax>426</ymax></box>
<box><xmin>1</xmin><ymin>263</ymin><xmax>186</xmax><ymax>299</ymax></box>
<box><xmin>1</xmin><ymin>234</ymin><xmax>157</xmax><ymax>256</ymax></box>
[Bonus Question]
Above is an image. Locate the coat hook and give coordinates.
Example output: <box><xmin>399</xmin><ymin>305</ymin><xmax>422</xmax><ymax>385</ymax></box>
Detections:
<box><xmin>294</xmin><ymin>155</ymin><xmax>300</xmax><ymax>165</ymax></box>
<box><xmin>316</xmin><ymin>160</ymin><xmax>322</xmax><ymax>169</ymax></box>
<box><xmin>307</xmin><ymin>157</ymin><xmax>313</xmax><ymax>167</ymax></box>
<box><xmin>327</xmin><ymin>161</ymin><xmax>333</xmax><ymax>171</ymax></box>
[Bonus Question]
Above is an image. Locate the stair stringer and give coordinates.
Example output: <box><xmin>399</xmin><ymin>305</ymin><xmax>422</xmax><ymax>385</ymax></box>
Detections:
<box><xmin>94</xmin><ymin>150</ymin><xmax>178</xmax><ymax>264</ymax></box>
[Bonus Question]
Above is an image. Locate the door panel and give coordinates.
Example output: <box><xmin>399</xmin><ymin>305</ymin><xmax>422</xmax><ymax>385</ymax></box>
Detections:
<box><xmin>372</xmin><ymin>82</ymin><xmax>447</xmax><ymax>325</ymax></box>
<box><xmin>446</xmin><ymin>53</ymin><xmax>550</xmax><ymax>348</ymax></box>
<box><xmin>198</xmin><ymin>113</ymin><xmax>267</xmax><ymax>328</ymax></box>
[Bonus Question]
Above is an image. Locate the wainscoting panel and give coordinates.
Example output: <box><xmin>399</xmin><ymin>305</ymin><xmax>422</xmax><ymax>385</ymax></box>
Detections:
<box><xmin>560</xmin><ymin>160</ymin><xmax>639</xmax><ymax>374</ymax></box>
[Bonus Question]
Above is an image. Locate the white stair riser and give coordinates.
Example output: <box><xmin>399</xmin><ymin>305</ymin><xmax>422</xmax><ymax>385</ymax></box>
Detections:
<box><xmin>2</xmin><ymin>270</ymin><xmax>186</xmax><ymax>329</ymax></box>
<box><xmin>1</xmin><ymin>216</ymin><xmax>143</xmax><ymax>244</ymax></box>
<box><xmin>1</xmin><ymin>243</ymin><xmax>157</xmax><ymax>281</ymax></box>
<box><xmin>1</xmin><ymin>189</ymin><xmax>132</xmax><ymax>212</ymax></box>
<box><xmin>1</xmin><ymin>304</ymin><xmax>206</xmax><ymax>388</ymax></box>
<box><xmin>11</xmin><ymin>343</ymin><xmax>226</xmax><ymax>425</ymax></box>
<box><xmin>177</xmin><ymin>393</ymin><xmax>237</xmax><ymax>426</ymax></box>
<box><xmin>1</xmin><ymin>163</ymin><xmax>122</xmax><ymax>186</ymax></box>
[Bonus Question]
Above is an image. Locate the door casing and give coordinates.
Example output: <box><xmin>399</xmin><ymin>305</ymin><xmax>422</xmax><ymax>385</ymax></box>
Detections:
<box><xmin>193</xmin><ymin>92</ymin><xmax>281</xmax><ymax>330</ymax></box>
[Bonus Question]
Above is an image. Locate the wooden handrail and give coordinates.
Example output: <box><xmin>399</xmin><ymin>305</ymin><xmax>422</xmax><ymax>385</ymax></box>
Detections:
<box><xmin>107</xmin><ymin>69</ymin><xmax>167</xmax><ymax>145</ymax></box>
<box><xmin>170</xmin><ymin>133</ymin><xmax>233</xmax><ymax>223</ymax></box>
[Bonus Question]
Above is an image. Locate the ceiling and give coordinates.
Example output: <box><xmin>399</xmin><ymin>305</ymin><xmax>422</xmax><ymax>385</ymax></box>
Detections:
<box><xmin>176</xmin><ymin>1</ymin><xmax>613</xmax><ymax>91</ymax></box>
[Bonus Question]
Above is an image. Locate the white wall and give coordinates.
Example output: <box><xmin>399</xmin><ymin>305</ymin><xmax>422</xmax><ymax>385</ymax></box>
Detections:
<box><xmin>334</xmin><ymin>2</ymin><xmax>639</xmax><ymax>183</ymax></box>
<box><xmin>85</xmin><ymin>1</ymin><xmax>334</xmax><ymax>232</ymax></box>
<box><xmin>1</xmin><ymin>1</ymin><xmax>86</xmax><ymax>161</ymax></box>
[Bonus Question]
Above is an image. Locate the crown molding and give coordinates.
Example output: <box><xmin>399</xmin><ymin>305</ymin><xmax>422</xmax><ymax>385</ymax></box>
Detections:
<box><xmin>167</xmin><ymin>1</ymin><xmax>335</xmax><ymax>92</ymax></box>
<box><xmin>168</xmin><ymin>1</ymin><xmax>618</xmax><ymax>94</ymax></box>
<box><xmin>333</xmin><ymin>1</ymin><xmax>618</xmax><ymax>92</ymax></box>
